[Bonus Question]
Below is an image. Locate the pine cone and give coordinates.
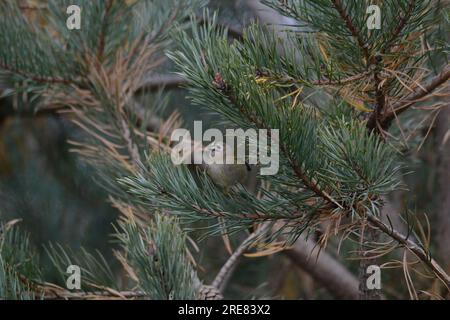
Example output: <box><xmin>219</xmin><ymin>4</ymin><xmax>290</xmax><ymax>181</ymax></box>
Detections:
<box><xmin>198</xmin><ymin>285</ymin><xmax>224</xmax><ymax>300</ymax></box>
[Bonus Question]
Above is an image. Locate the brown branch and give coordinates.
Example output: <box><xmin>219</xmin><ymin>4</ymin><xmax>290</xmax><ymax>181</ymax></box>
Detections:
<box><xmin>211</xmin><ymin>224</ymin><xmax>269</xmax><ymax>292</ymax></box>
<box><xmin>367</xmin><ymin>214</ymin><xmax>450</xmax><ymax>288</ymax></box>
<box><xmin>42</xmin><ymin>290</ymin><xmax>149</xmax><ymax>300</ymax></box>
<box><xmin>367</xmin><ymin>55</ymin><xmax>386</xmax><ymax>132</ymax></box>
<box><xmin>17</xmin><ymin>276</ymin><xmax>149</xmax><ymax>300</ymax></box>
<box><xmin>210</xmin><ymin>220</ymin><xmax>362</xmax><ymax>300</ymax></box>
<box><xmin>288</xmin><ymin>160</ymin><xmax>343</xmax><ymax>209</ymax></box>
<box><xmin>138</xmin><ymin>74</ymin><xmax>187</xmax><ymax>92</ymax></box>
<box><xmin>285</xmin><ymin>236</ymin><xmax>360</xmax><ymax>299</ymax></box>
<box><xmin>297</xmin><ymin>158</ymin><xmax>450</xmax><ymax>288</ymax></box>
<box><xmin>262</xmin><ymin>70</ymin><xmax>371</xmax><ymax>88</ymax></box>
<box><xmin>293</xmin><ymin>91</ymin><xmax>449</xmax><ymax>289</ymax></box>
<box><xmin>0</xmin><ymin>73</ymin><xmax>188</xmax><ymax>123</ymax></box>
<box><xmin>380</xmin><ymin>64</ymin><xmax>450</xmax><ymax>130</ymax></box>
<box><xmin>330</xmin><ymin>0</ymin><xmax>385</xmax><ymax>140</ymax></box>
<box><xmin>96</xmin><ymin>0</ymin><xmax>113</xmax><ymax>63</ymax></box>
<box><xmin>331</xmin><ymin>0</ymin><xmax>370</xmax><ymax>62</ymax></box>
<box><xmin>312</xmin><ymin>71</ymin><xmax>371</xmax><ymax>86</ymax></box>
<box><xmin>381</xmin><ymin>0</ymin><xmax>416</xmax><ymax>54</ymax></box>
<box><xmin>368</xmin><ymin>0</ymin><xmax>415</xmax><ymax>132</ymax></box>
<box><xmin>358</xmin><ymin>221</ymin><xmax>382</xmax><ymax>299</ymax></box>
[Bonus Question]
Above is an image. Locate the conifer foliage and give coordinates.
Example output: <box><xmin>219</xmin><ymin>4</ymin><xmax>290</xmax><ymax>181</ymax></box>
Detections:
<box><xmin>0</xmin><ymin>0</ymin><xmax>449</xmax><ymax>300</ymax></box>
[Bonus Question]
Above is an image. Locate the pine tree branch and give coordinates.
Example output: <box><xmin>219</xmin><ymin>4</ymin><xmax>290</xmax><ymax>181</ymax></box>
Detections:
<box><xmin>212</xmin><ymin>74</ymin><xmax>450</xmax><ymax>289</ymax></box>
<box><xmin>331</xmin><ymin>0</ymin><xmax>370</xmax><ymax>62</ymax></box>
<box><xmin>211</xmin><ymin>225</ymin><xmax>269</xmax><ymax>292</ymax></box>
<box><xmin>312</xmin><ymin>71</ymin><xmax>372</xmax><ymax>86</ymax></box>
<box><xmin>258</xmin><ymin>70</ymin><xmax>372</xmax><ymax>88</ymax></box>
<box><xmin>367</xmin><ymin>55</ymin><xmax>386</xmax><ymax>133</ymax></box>
<box><xmin>358</xmin><ymin>221</ymin><xmax>382</xmax><ymax>299</ymax></box>
<box><xmin>0</xmin><ymin>73</ymin><xmax>185</xmax><ymax>123</ymax></box>
<box><xmin>293</xmin><ymin>156</ymin><xmax>450</xmax><ymax>289</ymax></box>
<box><xmin>367</xmin><ymin>214</ymin><xmax>450</xmax><ymax>288</ymax></box>
<box><xmin>0</xmin><ymin>61</ymin><xmax>74</xmax><ymax>85</ymax></box>
<box><xmin>435</xmin><ymin>102</ymin><xmax>450</xmax><ymax>272</ymax></box>
<box><xmin>96</xmin><ymin>0</ymin><xmax>114</xmax><ymax>63</ymax></box>
<box><xmin>22</xmin><ymin>273</ymin><xmax>149</xmax><ymax>300</ymax></box>
<box><xmin>381</xmin><ymin>0</ymin><xmax>416</xmax><ymax>54</ymax></box>
<box><xmin>213</xmin><ymin>75</ymin><xmax>343</xmax><ymax>211</ymax></box>
<box><xmin>42</xmin><ymin>290</ymin><xmax>149</xmax><ymax>300</ymax></box>
<box><xmin>366</xmin><ymin>1</ymin><xmax>447</xmax><ymax>133</ymax></box>
<box><xmin>209</xmin><ymin>221</ymin><xmax>362</xmax><ymax>300</ymax></box>
<box><xmin>379</xmin><ymin>64</ymin><xmax>450</xmax><ymax>130</ymax></box>
<box><xmin>138</xmin><ymin>74</ymin><xmax>187</xmax><ymax>92</ymax></box>
<box><xmin>285</xmin><ymin>236</ymin><xmax>360</xmax><ymax>299</ymax></box>
<box><xmin>288</xmin><ymin>159</ymin><xmax>344</xmax><ymax>209</ymax></box>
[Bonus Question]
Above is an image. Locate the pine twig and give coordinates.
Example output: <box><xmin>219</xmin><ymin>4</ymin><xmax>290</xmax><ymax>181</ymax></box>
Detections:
<box><xmin>211</xmin><ymin>224</ymin><xmax>269</xmax><ymax>292</ymax></box>
<box><xmin>285</xmin><ymin>236</ymin><xmax>361</xmax><ymax>299</ymax></box>
<box><xmin>138</xmin><ymin>74</ymin><xmax>187</xmax><ymax>92</ymax></box>
<box><xmin>367</xmin><ymin>54</ymin><xmax>386</xmax><ymax>132</ymax></box>
<box><xmin>42</xmin><ymin>290</ymin><xmax>149</xmax><ymax>300</ymax></box>
<box><xmin>331</xmin><ymin>0</ymin><xmax>370</xmax><ymax>62</ymax></box>
<box><xmin>96</xmin><ymin>0</ymin><xmax>114</xmax><ymax>63</ymax></box>
<box><xmin>0</xmin><ymin>61</ymin><xmax>74</xmax><ymax>85</ymax></box>
<box><xmin>381</xmin><ymin>0</ymin><xmax>416</xmax><ymax>54</ymax></box>
<box><xmin>259</xmin><ymin>70</ymin><xmax>372</xmax><ymax>88</ymax></box>
<box><xmin>212</xmin><ymin>74</ymin><xmax>450</xmax><ymax>288</ymax></box>
<box><xmin>17</xmin><ymin>276</ymin><xmax>150</xmax><ymax>300</ymax></box>
<box><xmin>358</xmin><ymin>221</ymin><xmax>382</xmax><ymax>299</ymax></box>
<box><xmin>367</xmin><ymin>214</ymin><xmax>450</xmax><ymax>289</ymax></box>
<box><xmin>299</xmin><ymin>150</ymin><xmax>450</xmax><ymax>289</ymax></box>
<box><xmin>380</xmin><ymin>64</ymin><xmax>450</xmax><ymax>129</ymax></box>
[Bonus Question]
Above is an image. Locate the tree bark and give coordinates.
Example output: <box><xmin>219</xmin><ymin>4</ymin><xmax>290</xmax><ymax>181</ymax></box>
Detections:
<box><xmin>358</xmin><ymin>223</ymin><xmax>382</xmax><ymax>300</ymax></box>
<box><xmin>435</xmin><ymin>103</ymin><xmax>450</xmax><ymax>271</ymax></box>
<box><xmin>285</xmin><ymin>236</ymin><xmax>360</xmax><ymax>300</ymax></box>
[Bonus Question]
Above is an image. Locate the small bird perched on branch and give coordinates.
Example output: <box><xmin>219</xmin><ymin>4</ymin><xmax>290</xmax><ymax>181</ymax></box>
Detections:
<box><xmin>201</xmin><ymin>141</ymin><xmax>252</xmax><ymax>193</ymax></box>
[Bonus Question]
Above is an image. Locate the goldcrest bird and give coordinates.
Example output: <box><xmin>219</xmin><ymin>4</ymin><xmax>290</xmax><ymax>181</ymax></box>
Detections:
<box><xmin>201</xmin><ymin>141</ymin><xmax>251</xmax><ymax>192</ymax></box>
